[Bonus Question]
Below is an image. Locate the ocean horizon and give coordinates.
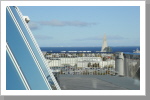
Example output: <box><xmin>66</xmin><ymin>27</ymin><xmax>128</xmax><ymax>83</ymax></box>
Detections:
<box><xmin>40</xmin><ymin>46</ymin><xmax>140</xmax><ymax>53</ymax></box>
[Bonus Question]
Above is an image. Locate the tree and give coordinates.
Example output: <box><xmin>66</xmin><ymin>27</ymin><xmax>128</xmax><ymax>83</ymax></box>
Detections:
<box><xmin>88</xmin><ymin>62</ymin><xmax>91</xmax><ymax>67</ymax></box>
<box><xmin>103</xmin><ymin>57</ymin><xmax>107</xmax><ymax>61</ymax></box>
<box><xmin>97</xmin><ymin>63</ymin><xmax>99</xmax><ymax>67</ymax></box>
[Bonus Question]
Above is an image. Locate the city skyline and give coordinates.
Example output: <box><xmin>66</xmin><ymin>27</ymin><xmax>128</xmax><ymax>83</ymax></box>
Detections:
<box><xmin>19</xmin><ymin>6</ymin><xmax>140</xmax><ymax>47</ymax></box>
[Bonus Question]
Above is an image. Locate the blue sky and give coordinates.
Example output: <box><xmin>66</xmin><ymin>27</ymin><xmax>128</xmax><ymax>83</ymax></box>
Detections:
<box><xmin>19</xmin><ymin>6</ymin><xmax>140</xmax><ymax>47</ymax></box>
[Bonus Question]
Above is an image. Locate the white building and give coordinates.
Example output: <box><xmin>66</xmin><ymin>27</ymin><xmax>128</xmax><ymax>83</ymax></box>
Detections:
<box><xmin>47</xmin><ymin>57</ymin><xmax>115</xmax><ymax>68</ymax></box>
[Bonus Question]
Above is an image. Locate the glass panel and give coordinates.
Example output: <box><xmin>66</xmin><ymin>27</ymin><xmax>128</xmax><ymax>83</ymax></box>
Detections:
<box><xmin>6</xmin><ymin>8</ymin><xmax>49</xmax><ymax>90</ymax></box>
<box><xmin>10</xmin><ymin>6</ymin><xmax>58</xmax><ymax>89</ymax></box>
<box><xmin>6</xmin><ymin>51</ymin><xmax>26</xmax><ymax>90</ymax></box>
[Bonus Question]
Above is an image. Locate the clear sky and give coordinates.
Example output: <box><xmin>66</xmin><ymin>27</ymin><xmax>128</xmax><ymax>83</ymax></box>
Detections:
<box><xmin>19</xmin><ymin>6</ymin><xmax>140</xmax><ymax>47</ymax></box>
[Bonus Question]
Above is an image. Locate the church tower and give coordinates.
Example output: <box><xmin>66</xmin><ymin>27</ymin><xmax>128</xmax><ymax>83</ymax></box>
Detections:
<box><xmin>101</xmin><ymin>34</ymin><xmax>112</xmax><ymax>52</ymax></box>
<box><xmin>101</xmin><ymin>34</ymin><xmax>108</xmax><ymax>52</ymax></box>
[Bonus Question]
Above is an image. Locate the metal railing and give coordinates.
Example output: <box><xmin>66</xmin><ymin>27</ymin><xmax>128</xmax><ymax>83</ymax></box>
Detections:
<box><xmin>124</xmin><ymin>53</ymin><xmax>140</xmax><ymax>79</ymax></box>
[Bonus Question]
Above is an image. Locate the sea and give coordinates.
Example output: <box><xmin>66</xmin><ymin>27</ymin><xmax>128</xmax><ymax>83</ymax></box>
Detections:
<box><xmin>40</xmin><ymin>46</ymin><xmax>140</xmax><ymax>53</ymax></box>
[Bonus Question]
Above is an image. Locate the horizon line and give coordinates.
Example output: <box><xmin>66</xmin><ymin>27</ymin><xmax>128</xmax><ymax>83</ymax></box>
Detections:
<box><xmin>40</xmin><ymin>46</ymin><xmax>140</xmax><ymax>47</ymax></box>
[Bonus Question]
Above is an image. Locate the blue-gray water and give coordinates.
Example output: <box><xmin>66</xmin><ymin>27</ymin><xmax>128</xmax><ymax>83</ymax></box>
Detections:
<box><xmin>40</xmin><ymin>46</ymin><xmax>140</xmax><ymax>53</ymax></box>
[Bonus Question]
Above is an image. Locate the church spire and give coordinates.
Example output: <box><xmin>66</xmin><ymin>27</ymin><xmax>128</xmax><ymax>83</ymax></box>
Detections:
<box><xmin>101</xmin><ymin>34</ymin><xmax>108</xmax><ymax>52</ymax></box>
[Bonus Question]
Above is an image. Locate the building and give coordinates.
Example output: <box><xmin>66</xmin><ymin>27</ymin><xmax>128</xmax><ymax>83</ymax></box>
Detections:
<box><xmin>101</xmin><ymin>34</ymin><xmax>112</xmax><ymax>52</ymax></box>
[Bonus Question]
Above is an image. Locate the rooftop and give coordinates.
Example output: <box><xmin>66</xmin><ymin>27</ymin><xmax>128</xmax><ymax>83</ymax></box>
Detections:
<box><xmin>59</xmin><ymin>75</ymin><xmax>140</xmax><ymax>90</ymax></box>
